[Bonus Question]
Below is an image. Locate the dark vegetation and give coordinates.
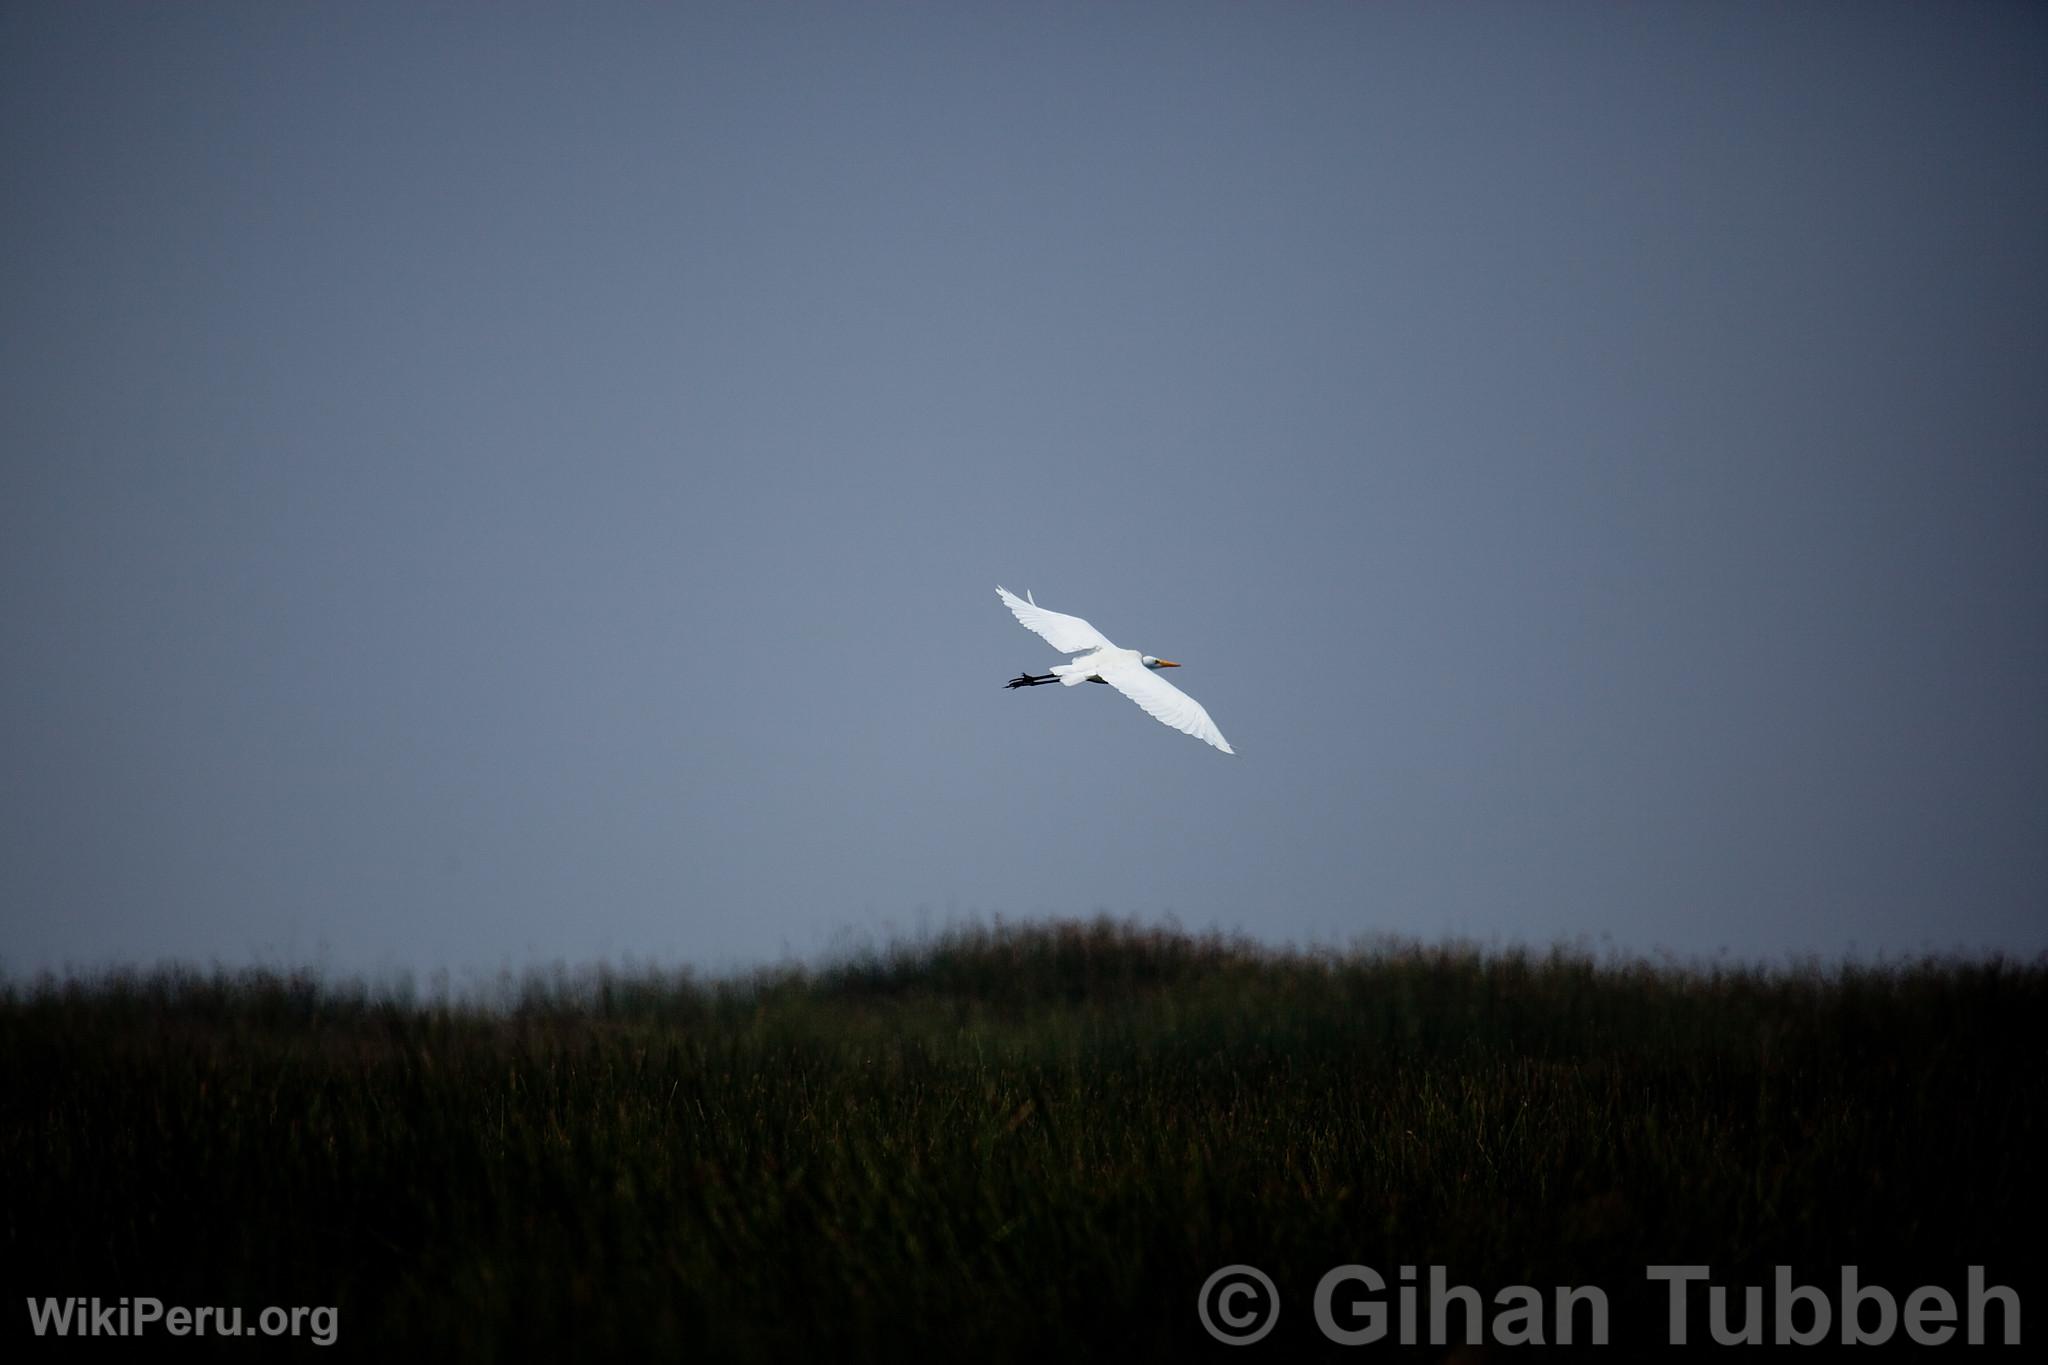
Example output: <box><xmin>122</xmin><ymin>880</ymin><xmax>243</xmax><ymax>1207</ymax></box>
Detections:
<box><xmin>4</xmin><ymin>919</ymin><xmax>2043</xmax><ymax>1358</ymax></box>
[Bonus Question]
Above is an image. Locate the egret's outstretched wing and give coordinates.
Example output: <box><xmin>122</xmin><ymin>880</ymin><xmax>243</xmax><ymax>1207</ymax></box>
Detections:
<box><xmin>1097</xmin><ymin>656</ymin><xmax>1235</xmax><ymax>754</ymax></box>
<box><xmin>996</xmin><ymin>585</ymin><xmax>1115</xmax><ymax>655</ymax></box>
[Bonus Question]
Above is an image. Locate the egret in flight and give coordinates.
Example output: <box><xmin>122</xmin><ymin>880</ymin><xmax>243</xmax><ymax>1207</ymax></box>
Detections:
<box><xmin>997</xmin><ymin>585</ymin><xmax>1234</xmax><ymax>754</ymax></box>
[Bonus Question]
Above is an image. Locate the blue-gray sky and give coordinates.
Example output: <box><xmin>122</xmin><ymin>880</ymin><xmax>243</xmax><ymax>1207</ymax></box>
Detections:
<box><xmin>4</xmin><ymin>2</ymin><xmax>2044</xmax><ymax>975</ymax></box>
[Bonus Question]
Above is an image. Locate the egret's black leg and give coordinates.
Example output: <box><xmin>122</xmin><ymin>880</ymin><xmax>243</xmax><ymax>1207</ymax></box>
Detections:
<box><xmin>1006</xmin><ymin>672</ymin><xmax>1058</xmax><ymax>688</ymax></box>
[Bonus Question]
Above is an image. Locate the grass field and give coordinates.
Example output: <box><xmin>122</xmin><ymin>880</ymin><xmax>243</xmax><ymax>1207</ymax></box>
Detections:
<box><xmin>4</xmin><ymin>919</ymin><xmax>2042</xmax><ymax>1358</ymax></box>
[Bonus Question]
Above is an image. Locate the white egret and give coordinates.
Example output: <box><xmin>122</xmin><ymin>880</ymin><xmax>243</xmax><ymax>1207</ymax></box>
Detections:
<box><xmin>996</xmin><ymin>585</ymin><xmax>1234</xmax><ymax>754</ymax></box>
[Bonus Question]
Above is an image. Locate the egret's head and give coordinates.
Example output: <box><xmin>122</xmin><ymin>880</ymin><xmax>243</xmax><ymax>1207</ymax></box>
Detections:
<box><xmin>1142</xmin><ymin>656</ymin><xmax>1180</xmax><ymax>669</ymax></box>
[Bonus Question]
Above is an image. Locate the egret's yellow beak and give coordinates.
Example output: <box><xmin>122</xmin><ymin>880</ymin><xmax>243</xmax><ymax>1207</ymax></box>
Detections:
<box><xmin>1156</xmin><ymin>659</ymin><xmax>1181</xmax><ymax>668</ymax></box>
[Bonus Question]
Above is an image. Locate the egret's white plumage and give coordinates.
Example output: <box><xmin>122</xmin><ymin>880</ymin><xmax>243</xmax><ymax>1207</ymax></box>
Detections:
<box><xmin>997</xmin><ymin>588</ymin><xmax>1115</xmax><ymax>656</ymax></box>
<box><xmin>996</xmin><ymin>585</ymin><xmax>1234</xmax><ymax>754</ymax></box>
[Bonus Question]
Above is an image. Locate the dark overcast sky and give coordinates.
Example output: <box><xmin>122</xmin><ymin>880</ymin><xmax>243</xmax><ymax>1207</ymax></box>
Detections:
<box><xmin>3</xmin><ymin>2</ymin><xmax>2044</xmax><ymax>975</ymax></box>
